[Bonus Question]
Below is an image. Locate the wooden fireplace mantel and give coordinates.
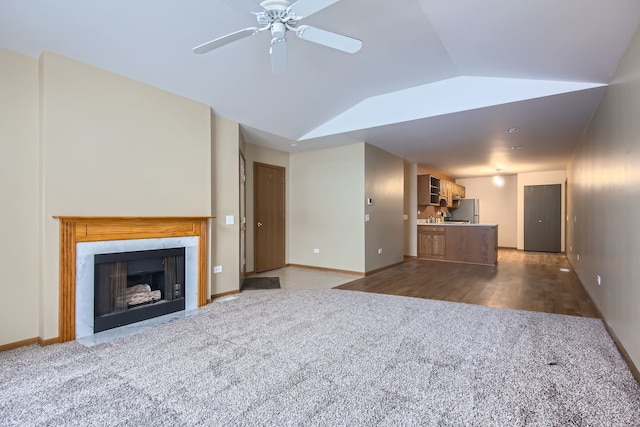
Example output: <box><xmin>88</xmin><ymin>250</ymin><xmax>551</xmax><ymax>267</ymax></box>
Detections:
<box><xmin>55</xmin><ymin>216</ymin><xmax>215</xmax><ymax>342</ymax></box>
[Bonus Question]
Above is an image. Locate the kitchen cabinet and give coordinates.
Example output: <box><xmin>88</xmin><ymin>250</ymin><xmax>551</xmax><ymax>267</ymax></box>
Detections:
<box><xmin>418</xmin><ymin>174</ymin><xmax>466</xmax><ymax>208</ymax></box>
<box><xmin>418</xmin><ymin>175</ymin><xmax>441</xmax><ymax>206</ymax></box>
<box><xmin>418</xmin><ymin>225</ymin><xmax>446</xmax><ymax>259</ymax></box>
<box><xmin>417</xmin><ymin>223</ymin><xmax>498</xmax><ymax>266</ymax></box>
<box><xmin>440</xmin><ymin>181</ymin><xmax>452</xmax><ymax>207</ymax></box>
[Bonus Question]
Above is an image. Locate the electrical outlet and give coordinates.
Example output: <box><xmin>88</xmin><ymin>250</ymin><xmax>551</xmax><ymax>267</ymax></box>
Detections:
<box><xmin>378</xmin><ymin>248</ymin><xmax>383</xmax><ymax>254</ymax></box>
<box><xmin>365</xmin><ymin>214</ymin><xmax>370</xmax><ymax>222</ymax></box>
<box><xmin>577</xmin><ymin>254</ymin><xmax>580</xmax><ymax>261</ymax></box>
<box><xmin>213</xmin><ymin>265</ymin><xmax>222</xmax><ymax>273</ymax></box>
<box><xmin>597</xmin><ymin>275</ymin><xmax>602</xmax><ymax>286</ymax></box>
<box><xmin>313</xmin><ymin>248</ymin><xmax>320</xmax><ymax>254</ymax></box>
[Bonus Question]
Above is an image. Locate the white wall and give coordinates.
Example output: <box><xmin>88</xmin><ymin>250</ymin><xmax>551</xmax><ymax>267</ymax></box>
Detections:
<box><xmin>516</xmin><ymin>170</ymin><xmax>566</xmax><ymax>251</ymax></box>
<box><xmin>289</xmin><ymin>143</ymin><xmax>365</xmax><ymax>272</ymax></box>
<box><xmin>456</xmin><ymin>175</ymin><xmax>517</xmax><ymax>248</ymax></box>
<box><xmin>567</xmin><ymin>23</ymin><xmax>640</xmax><ymax>369</ymax></box>
<box><xmin>364</xmin><ymin>144</ymin><xmax>405</xmax><ymax>271</ymax></box>
<box><xmin>244</xmin><ymin>143</ymin><xmax>289</xmax><ymax>273</ymax></box>
<box><xmin>0</xmin><ymin>49</ymin><xmax>40</xmax><ymax>346</ymax></box>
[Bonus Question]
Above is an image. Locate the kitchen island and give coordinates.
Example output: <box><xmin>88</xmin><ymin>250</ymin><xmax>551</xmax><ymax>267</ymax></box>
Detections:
<box><xmin>417</xmin><ymin>223</ymin><xmax>498</xmax><ymax>266</ymax></box>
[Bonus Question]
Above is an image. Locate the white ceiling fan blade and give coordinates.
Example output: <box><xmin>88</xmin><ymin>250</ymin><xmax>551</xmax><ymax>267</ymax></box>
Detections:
<box><xmin>222</xmin><ymin>0</ymin><xmax>265</xmax><ymax>13</ymax></box>
<box><xmin>193</xmin><ymin>27</ymin><xmax>259</xmax><ymax>54</ymax></box>
<box><xmin>288</xmin><ymin>0</ymin><xmax>341</xmax><ymax>19</ymax></box>
<box><xmin>270</xmin><ymin>38</ymin><xmax>288</xmax><ymax>73</ymax></box>
<box><xmin>295</xmin><ymin>25</ymin><xmax>362</xmax><ymax>53</ymax></box>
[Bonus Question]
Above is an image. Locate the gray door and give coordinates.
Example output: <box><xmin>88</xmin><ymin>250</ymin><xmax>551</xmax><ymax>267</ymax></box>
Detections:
<box><xmin>524</xmin><ymin>184</ymin><xmax>561</xmax><ymax>252</ymax></box>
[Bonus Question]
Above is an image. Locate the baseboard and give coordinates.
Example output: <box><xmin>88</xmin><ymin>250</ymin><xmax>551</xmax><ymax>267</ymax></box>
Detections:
<box><xmin>0</xmin><ymin>337</ymin><xmax>38</xmax><ymax>352</ymax></box>
<box><xmin>601</xmin><ymin>316</ymin><xmax>640</xmax><ymax>384</ymax></box>
<box><xmin>365</xmin><ymin>261</ymin><xmax>405</xmax><ymax>276</ymax></box>
<box><xmin>1</xmin><ymin>336</ymin><xmax>59</xmax><ymax>352</ymax></box>
<box><xmin>404</xmin><ymin>255</ymin><xmax>417</xmax><ymax>261</ymax></box>
<box><xmin>37</xmin><ymin>337</ymin><xmax>59</xmax><ymax>346</ymax></box>
<box><xmin>568</xmin><ymin>259</ymin><xmax>640</xmax><ymax>384</ymax></box>
<box><xmin>286</xmin><ymin>264</ymin><xmax>364</xmax><ymax>277</ymax></box>
<box><xmin>211</xmin><ymin>289</ymin><xmax>240</xmax><ymax>300</ymax></box>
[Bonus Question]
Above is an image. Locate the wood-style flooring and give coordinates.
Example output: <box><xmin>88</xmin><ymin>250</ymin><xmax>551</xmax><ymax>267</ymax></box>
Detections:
<box><xmin>335</xmin><ymin>249</ymin><xmax>599</xmax><ymax>318</ymax></box>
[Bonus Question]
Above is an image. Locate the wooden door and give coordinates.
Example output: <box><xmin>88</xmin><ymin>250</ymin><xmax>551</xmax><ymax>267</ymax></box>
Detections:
<box><xmin>524</xmin><ymin>184</ymin><xmax>561</xmax><ymax>252</ymax></box>
<box><xmin>239</xmin><ymin>152</ymin><xmax>246</xmax><ymax>287</ymax></box>
<box><xmin>254</xmin><ymin>163</ymin><xmax>285</xmax><ymax>273</ymax></box>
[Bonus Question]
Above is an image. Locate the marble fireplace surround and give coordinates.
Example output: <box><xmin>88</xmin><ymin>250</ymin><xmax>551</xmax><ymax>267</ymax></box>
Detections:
<box><xmin>55</xmin><ymin>216</ymin><xmax>212</xmax><ymax>343</ymax></box>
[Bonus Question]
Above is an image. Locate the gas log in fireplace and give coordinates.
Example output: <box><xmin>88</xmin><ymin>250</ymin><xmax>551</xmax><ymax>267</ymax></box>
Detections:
<box><xmin>94</xmin><ymin>247</ymin><xmax>186</xmax><ymax>333</ymax></box>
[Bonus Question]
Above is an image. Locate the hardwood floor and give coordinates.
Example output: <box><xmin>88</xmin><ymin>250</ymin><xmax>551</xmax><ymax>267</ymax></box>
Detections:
<box><xmin>335</xmin><ymin>249</ymin><xmax>599</xmax><ymax>318</ymax></box>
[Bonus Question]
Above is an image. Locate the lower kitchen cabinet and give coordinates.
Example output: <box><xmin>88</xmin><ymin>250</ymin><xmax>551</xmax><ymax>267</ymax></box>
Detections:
<box><xmin>417</xmin><ymin>224</ymin><xmax>498</xmax><ymax>266</ymax></box>
<box><xmin>418</xmin><ymin>226</ymin><xmax>446</xmax><ymax>259</ymax></box>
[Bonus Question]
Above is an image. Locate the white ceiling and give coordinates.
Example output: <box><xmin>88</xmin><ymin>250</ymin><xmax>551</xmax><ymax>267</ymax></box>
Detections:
<box><xmin>2</xmin><ymin>0</ymin><xmax>639</xmax><ymax>178</ymax></box>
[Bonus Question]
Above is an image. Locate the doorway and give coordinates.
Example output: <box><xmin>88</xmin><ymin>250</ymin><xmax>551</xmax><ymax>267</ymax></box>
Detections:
<box><xmin>254</xmin><ymin>162</ymin><xmax>286</xmax><ymax>273</ymax></box>
<box><xmin>524</xmin><ymin>184</ymin><xmax>561</xmax><ymax>252</ymax></box>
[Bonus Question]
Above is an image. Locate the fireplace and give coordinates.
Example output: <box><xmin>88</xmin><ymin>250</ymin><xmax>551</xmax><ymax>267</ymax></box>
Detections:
<box><xmin>55</xmin><ymin>216</ymin><xmax>212</xmax><ymax>343</ymax></box>
<box><xmin>93</xmin><ymin>247</ymin><xmax>186</xmax><ymax>333</ymax></box>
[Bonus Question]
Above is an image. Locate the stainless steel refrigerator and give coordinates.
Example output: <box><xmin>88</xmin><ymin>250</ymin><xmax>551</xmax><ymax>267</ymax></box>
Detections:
<box><xmin>450</xmin><ymin>199</ymin><xmax>479</xmax><ymax>223</ymax></box>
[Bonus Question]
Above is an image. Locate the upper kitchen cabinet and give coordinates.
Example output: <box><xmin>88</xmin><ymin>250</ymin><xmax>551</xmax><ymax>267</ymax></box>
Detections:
<box><xmin>418</xmin><ymin>174</ymin><xmax>465</xmax><ymax>207</ymax></box>
<box><xmin>440</xmin><ymin>180</ymin><xmax>452</xmax><ymax>206</ymax></box>
<box><xmin>418</xmin><ymin>175</ymin><xmax>441</xmax><ymax>205</ymax></box>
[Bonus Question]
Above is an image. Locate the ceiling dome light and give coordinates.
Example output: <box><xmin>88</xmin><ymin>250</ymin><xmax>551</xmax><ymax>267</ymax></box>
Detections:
<box><xmin>493</xmin><ymin>169</ymin><xmax>505</xmax><ymax>186</ymax></box>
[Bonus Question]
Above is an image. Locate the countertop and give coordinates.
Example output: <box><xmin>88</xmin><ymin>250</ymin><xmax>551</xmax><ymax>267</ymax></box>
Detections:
<box><xmin>417</xmin><ymin>222</ymin><xmax>497</xmax><ymax>227</ymax></box>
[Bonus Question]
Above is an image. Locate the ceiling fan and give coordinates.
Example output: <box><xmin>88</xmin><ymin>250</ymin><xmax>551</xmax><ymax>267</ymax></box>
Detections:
<box><xmin>193</xmin><ymin>0</ymin><xmax>362</xmax><ymax>73</ymax></box>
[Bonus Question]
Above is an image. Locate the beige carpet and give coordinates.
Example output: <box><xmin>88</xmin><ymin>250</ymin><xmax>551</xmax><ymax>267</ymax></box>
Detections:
<box><xmin>1</xmin><ymin>289</ymin><xmax>639</xmax><ymax>425</ymax></box>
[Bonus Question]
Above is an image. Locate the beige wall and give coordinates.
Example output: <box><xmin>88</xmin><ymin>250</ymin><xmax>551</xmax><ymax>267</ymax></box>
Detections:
<box><xmin>0</xmin><ymin>50</ymin><xmax>214</xmax><ymax>345</ymax></box>
<box><xmin>516</xmin><ymin>170</ymin><xmax>566</xmax><ymax>251</ymax></box>
<box><xmin>456</xmin><ymin>175</ymin><xmax>517</xmax><ymax>248</ymax></box>
<box><xmin>244</xmin><ymin>143</ymin><xmax>289</xmax><ymax>273</ymax></box>
<box><xmin>364</xmin><ymin>144</ymin><xmax>405</xmax><ymax>271</ymax></box>
<box><xmin>39</xmin><ymin>51</ymin><xmax>212</xmax><ymax>339</ymax></box>
<box><xmin>404</xmin><ymin>161</ymin><xmax>418</xmax><ymax>256</ymax></box>
<box><xmin>210</xmin><ymin>115</ymin><xmax>241</xmax><ymax>295</ymax></box>
<box><xmin>0</xmin><ymin>49</ymin><xmax>40</xmax><ymax>345</ymax></box>
<box><xmin>289</xmin><ymin>143</ymin><xmax>365</xmax><ymax>272</ymax></box>
<box><xmin>567</xmin><ymin>24</ymin><xmax>640</xmax><ymax>368</ymax></box>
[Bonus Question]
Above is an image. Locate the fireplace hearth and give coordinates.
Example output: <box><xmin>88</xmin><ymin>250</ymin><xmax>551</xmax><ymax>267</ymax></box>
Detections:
<box><xmin>94</xmin><ymin>247</ymin><xmax>186</xmax><ymax>333</ymax></box>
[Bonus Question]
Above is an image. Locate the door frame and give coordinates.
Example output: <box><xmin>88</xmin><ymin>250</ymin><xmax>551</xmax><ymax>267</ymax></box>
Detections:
<box><xmin>239</xmin><ymin>151</ymin><xmax>246</xmax><ymax>288</ymax></box>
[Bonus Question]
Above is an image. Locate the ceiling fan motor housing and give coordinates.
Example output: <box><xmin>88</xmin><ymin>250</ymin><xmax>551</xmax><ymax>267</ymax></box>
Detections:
<box><xmin>259</xmin><ymin>0</ymin><xmax>291</xmax><ymax>11</ymax></box>
<box><xmin>271</xmin><ymin>22</ymin><xmax>287</xmax><ymax>39</ymax></box>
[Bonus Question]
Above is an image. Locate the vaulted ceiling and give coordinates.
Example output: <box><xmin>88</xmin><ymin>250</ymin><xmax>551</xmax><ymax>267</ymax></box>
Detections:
<box><xmin>2</xmin><ymin>0</ymin><xmax>639</xmax><ymax>177</ymax></box>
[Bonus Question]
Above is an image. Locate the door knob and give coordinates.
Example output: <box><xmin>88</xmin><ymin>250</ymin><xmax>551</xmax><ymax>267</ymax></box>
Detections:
<box><xmin>257</xmin><ymin>222</ymin><xmax>263</xmax><ymax>227</ymax></box>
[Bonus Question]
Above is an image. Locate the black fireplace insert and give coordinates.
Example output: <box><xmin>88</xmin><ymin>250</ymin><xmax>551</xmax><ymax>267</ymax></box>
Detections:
<box><xmin>94</xmin><ymin>247</ymin><xmax>186</xmax><ymax>333</ymax></box>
